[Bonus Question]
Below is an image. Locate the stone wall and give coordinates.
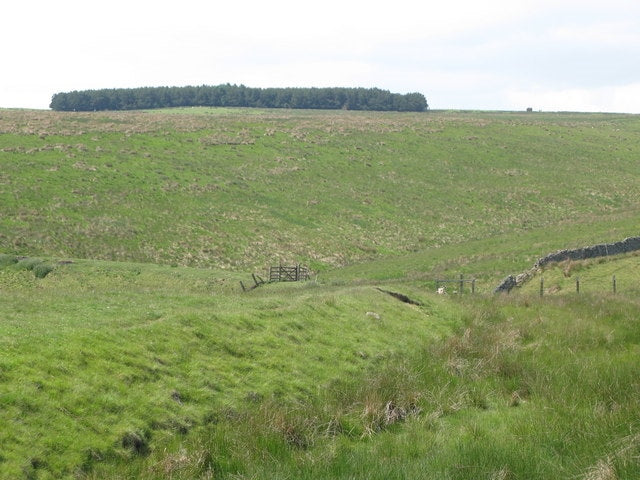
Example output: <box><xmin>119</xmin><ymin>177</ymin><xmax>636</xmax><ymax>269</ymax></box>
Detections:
<box><xmin>494</xmin><ymin>236</ymin><xmax>640</xmax><ymax>293</ymax></box>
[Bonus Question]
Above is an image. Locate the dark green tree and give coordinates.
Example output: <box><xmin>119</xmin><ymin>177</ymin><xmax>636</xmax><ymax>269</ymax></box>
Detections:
<box><xmin>50</xmin><ymin>85</ymin><xmax>428</xmax><ymax>112</ymax></box>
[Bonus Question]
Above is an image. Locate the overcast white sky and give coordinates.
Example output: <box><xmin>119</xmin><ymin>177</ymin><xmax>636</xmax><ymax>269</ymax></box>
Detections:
<box><xmin>2</xmin><ymin>0</ymin><xmax>640</xmax><ymax>112</ymax></box>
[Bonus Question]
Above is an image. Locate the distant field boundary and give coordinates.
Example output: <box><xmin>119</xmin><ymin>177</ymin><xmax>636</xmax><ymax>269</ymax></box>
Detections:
<box><xmin>494</xmin><ymin>236</ymin><xmax>640</xmax><ymax>293</ymax></box>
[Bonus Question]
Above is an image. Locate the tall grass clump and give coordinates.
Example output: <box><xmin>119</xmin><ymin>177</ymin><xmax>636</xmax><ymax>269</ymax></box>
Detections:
<box><xmin>32</xmin><ymin>262</ymin><xmax>55</xmax><ymax>278</ymax></box>
<box><xmin>10</xmin><ymin>257</ymin><xmax>55</xmax><ymax>278</ymax></box>
<box><xmin>15</xmin><ymin>257</ymin><xmax>44</xmax><ymax>271</ymax></box>
<box><xmin>0</xmin><ymin>254</ymin><xmax>18</xmax><ymax>267</ymax></box>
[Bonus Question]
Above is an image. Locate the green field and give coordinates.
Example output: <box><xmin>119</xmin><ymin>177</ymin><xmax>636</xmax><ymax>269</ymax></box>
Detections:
<box><xmin>1</xmin><ymin>108</ymin><xmax>639</xmax><ymax>479</ymax></box>
<box><xmin>2</xmin><ymin>108</ymin><xmax>639</xmax><ymax>271</ymax></box>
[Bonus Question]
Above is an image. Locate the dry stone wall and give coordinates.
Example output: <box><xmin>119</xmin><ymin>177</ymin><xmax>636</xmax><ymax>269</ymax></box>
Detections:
<box><xmin>494</xmin><ymin>236</ymin><xmax>640</xmax><ymax>293</ymax></box>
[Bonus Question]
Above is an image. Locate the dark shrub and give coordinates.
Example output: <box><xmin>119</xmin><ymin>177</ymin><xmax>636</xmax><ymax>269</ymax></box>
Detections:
<box><xmin>33</xmin><ymin>263</ymin><xmax>55</xmax><ymax>279</ymax></box>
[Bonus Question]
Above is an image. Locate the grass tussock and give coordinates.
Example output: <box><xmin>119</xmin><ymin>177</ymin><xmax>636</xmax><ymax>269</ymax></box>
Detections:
<box><xmin>0</xmin><ymin>255</ymin><xmax>55</xmax><ymax>278</ymax></box>
<box><xmin>0</xmin><ymin>254</ymin><xmax>18</xmax><ymax>267</ymax></box>
<box><xmin>582</xmin><ymin>433</ymin><xmax>640</xmax><ymax>480</ymax></box>
<box><xmin>33</xmin><ymin>262</ymin><xmax>55</xmax><ymax>278</ymax></box>
<box><xmin>15</xmin><ymin>257</ymin><xmax>43</xmax><ymax>271</ymax></box>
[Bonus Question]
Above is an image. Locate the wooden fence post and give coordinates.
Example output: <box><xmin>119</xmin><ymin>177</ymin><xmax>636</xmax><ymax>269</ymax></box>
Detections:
<box><xmin>613</xmin><ymin>275</ymin><xmax>617</xmax><ymax>294</ymax></box>
<box><xmin>459</xmin><ymin>274</ymin><xmax>464</xmax><ymax>295</ymax></box>
<box><xmin>471</xmin><ymin>278</ymin><xmax>476</xmax><ymax>294</ymax></box>
<box><xmin>576</xmin><ymin>276</ymin><xmax>580</xmax><ymax>294</ymax></box>
<box><xmin>540</xmin><ymin>277</ymin><xmax>544</xmax><ymax>297</ymax></box>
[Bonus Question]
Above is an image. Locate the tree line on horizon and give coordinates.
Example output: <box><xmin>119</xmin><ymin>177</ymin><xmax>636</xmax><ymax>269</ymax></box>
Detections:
<box><xmin>49</xmin><ymin>84</ymin><xmax>428</xmax><ymax>112</ymax></box>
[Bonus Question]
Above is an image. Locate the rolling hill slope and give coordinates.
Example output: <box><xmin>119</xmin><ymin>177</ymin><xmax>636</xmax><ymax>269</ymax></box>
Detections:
<box><xmin>1</xmin><ymin>108</ymin><xmax>640</xmax><ymax>479</ymax></box>
<box><xmin>2</xmin><ymin>108</ymin><xmax>639</xmax><ymax>271</ymax></box>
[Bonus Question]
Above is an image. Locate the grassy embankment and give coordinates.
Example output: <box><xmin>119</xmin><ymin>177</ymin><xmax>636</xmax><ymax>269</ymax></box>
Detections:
<box><xmin>0</xmin><ymin>256</ymin><xmax>455</xmax><ymax>478</ymax></box>
<box><xmin>1</xmin><ymin>108</ymin><xmax>639</xmax><ymax>479</ymax></box>
<box><xmin>2</xmin><ymin>255</ymin><xmax>638</xmax><ymax>480</ymax></box>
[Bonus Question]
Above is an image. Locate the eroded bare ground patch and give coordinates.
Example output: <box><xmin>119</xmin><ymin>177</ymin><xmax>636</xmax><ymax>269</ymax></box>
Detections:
<box><xmin>375</xmin><ymin>287</ymin><xmax>422</xmax><ymax>305</ymax></box>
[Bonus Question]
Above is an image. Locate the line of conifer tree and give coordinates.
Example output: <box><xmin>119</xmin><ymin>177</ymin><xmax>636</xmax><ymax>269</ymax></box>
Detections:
<box><xmin>49</xmin><ymin>84</ymin><xmax>428</xmax><ymax>112</ymax></box>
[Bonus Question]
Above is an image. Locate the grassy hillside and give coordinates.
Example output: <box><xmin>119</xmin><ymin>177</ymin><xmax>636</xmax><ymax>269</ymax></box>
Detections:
<box><xmin>128</xmin><ymin>292</ymin><xmax>640</xmax><ymax>480</ymax></box>
<box><xmin>1</xmin><ymin>108</ymin><xmax>640</xmax><ymax>479</ymax></box>
<box><xmin>1</xmin><ymin>108</ymin><xmax>639</xmax><ymax>271</ymax></box>
<box><xmin>0</xmin><ymin>257</ymin><xmax>454</xmax><ymax>478</ymax></box>
<box><xmin>1</xmin><ymin>255</ymin><xmax>639</xmax><ymax>479</ymax></box>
